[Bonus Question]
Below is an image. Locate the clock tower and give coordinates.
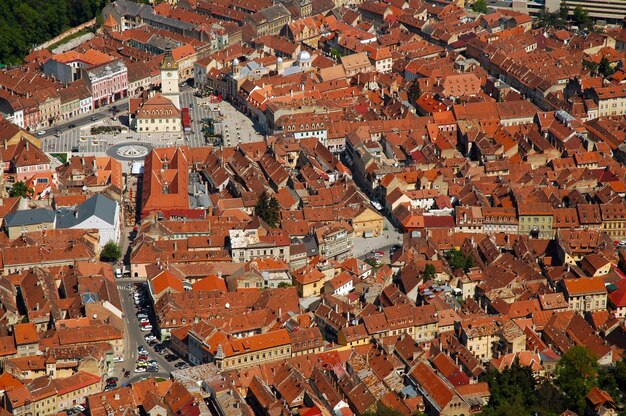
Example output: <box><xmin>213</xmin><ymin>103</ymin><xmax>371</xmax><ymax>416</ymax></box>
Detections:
<box><xmin>160</xmin><ymin>50</ymin><xmax>180</xmax><ymax>110</ymax></box>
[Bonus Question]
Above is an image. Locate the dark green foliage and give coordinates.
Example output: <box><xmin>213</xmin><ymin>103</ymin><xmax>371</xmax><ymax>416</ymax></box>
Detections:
<box><xmin>422</xmin><ymin>263</ymin><xmax>436</xmax><ymax>280</ymax></box>
<box><xmin>555</xmin><ymin>346</ymin><xmax>599</xmax><ymax>414</ymax></box>
<box><xmin>277</xmin><ymin>282</ymin><xmax>292</xmax><ymax>288</ymax></box>
<box><xmin>445</xmin><ymin>248</ymin><xmax>474</xmax><ymax>272</ymax></box>
<box><xmin>408</xmin><ymin>81</ymin><xmax>422</xmax><ymax>105</ymax></box>
<box><xmin>583</xmin><ymin>59</ymin><xmax>600</xmax><ymax>74</ymax></box>
<box><xmin>100</xmin><ymin>241</ymin><xmax>122</xmax><ymax>262</ymax></box>
<box><xmin>0</xmin><ymin>0</ymin><xmax>108</xmax><ymax>65</ymax></box>
<box><xmin>9</xmin><ymin>181</ymin><xmax>34</xmax><ymax>198</ymax></box>
<box><xmin>254</xmin><ymin>191</ymin><xmax>280</xmax><ymax>228</ymax></box>
<box><xmin>599</xmin><ymin>57</ymin><xmax>615</xmax><ymax>77</ymax></box>
<box><xmin>479</xmin><ymin>360</ymin><xmax>566</xmax><ymax>416</ymax></box>
<box><xmin>535</xmin><ymin>10</ymin><xmax>566</xmax><ymax>29</ymax></box>
<box><xmin>598</xmin><ymin>357</ymin><xmax>626</xmax><ymax>407</ymax></box>
<box><xmin>573</xmin><ymin>6</ymin><xmax>589</xmax><ymax>26</ymax></box>
<box><xmin>471</xmin><ymin>0</ymin><xmax>488</xmax><ymax>14</ymax></box>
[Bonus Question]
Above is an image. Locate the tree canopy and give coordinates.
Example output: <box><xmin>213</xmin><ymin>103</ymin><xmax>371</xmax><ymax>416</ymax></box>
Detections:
<box><xmin>572</xmin><ymin>6</ymin><xmax>590</xmax><ymax>28</ymax></box>
<box><xmin>479</xmin><ymin>360</ymin><xmax>567</xmax><ymax>416</ymax></box>
<box><xmin>9</xmin><ymin>181</ymin><xmax>34</xmax><ymax>198</ymax></box>
<box><xmin>0</xmin><ymin>0</ymin><xmax>107</xmax><ymax>65</ymax></box>
<box><xmin>555</xmin><ymin>346</ymin><xmax>598</xmax><ymax>414</ymax></box>
<box><xmin>445</xmin><ymin>248</ymin><xmax>474</xmax><ymax>272</ymax></box>
<box><xmin>422</xmin><ymin>264</ymin><xmax>436</xmax><ymax>280</ymax></box>
<box><xmin>471</xmin><ymin>0</ymin><xmax>488</xmax><ymax>14</ymax></box>
<box><xmin>254</xmin><ymin>191</ymin><xmax>280</xmax><ymax>228</ymax></box>
<box><xmin>100</xmin><ymin>241</ymin><xmax>122</xmax><ymax>262</ymax></box>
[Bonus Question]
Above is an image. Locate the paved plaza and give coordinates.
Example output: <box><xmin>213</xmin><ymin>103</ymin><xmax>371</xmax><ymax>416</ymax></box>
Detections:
<box><xmin>41</xmin><ymin>88</ymin><xmax>265</xmax><ymax>165</ymax></box>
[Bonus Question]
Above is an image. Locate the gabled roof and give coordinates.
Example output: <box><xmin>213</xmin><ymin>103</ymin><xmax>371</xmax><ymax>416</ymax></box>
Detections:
<box><xmin>5</xmin><ymin>208</ymin><xmax>55</xmax><ymax>228</ymax></box>
<box><xmin>151</xmin><ymin>270</ymin><xmax>184</xmax><ymax>296</ymax></box>
<box><xmin>56</xmin><ymin>194</ymin><xmax>118</xmax><ymax>229</ymax></box>
<box><xmin>13</xmin><ymin>322</ymin><xmax>38</xmax><ymax>346</ymax></box>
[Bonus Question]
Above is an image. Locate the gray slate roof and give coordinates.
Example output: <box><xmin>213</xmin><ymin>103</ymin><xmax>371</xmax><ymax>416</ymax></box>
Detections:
<box><xmin>4</xmin><ymin>208</ymin><xmax>56</xmax><ymax>228</ymax></box>
<box><xmin>56</xmin><ymin>194</ymin><xmax>117</xmax><ymax>229</ymax></box>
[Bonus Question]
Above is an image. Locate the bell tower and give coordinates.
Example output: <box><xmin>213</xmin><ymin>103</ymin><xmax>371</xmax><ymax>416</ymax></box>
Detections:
<box><xmin>160</xmin><ymin>50</ymin><xmax>180</xmax><ymax>109</ymax></box>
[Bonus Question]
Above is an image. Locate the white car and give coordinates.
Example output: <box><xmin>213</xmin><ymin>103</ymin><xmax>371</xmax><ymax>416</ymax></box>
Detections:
<box><xmin>137</xmin><ymin>313</ymin><xmax>148</xmax><ymax>319</ymax></box>
<box><xmin>141</xmin><ymin>325</ymin><xmax>153</xmax><ymax>331</ymax></box>
<box><xmin>139</xmin><ymin>318</ymin><xmax>149</xmax><ymax>324</ymax></box>
<box><xmin>134</xmin><ymin>367</ymin><xmax>146</xmax><ymax>373</ymax></box>
<box><xmin>37</xmin><ymin>130</ymin><xmax>46</xmax><ymax>136</ymax></box>
<box><xmin>144</xmin><ymin>334</ymin><xmax>157</xmax><ymax>341</ymax></box>
<box><xmin>74</xmin><ymin>405</ymin><xmax>85</xmax><ymax>412</ymax></box>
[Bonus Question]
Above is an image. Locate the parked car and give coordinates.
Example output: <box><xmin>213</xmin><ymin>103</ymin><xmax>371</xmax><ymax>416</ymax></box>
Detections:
<box><xmin>144</xmin><ymin>334</ymin><xmax>157</xmax><ymax>342</ymax></box>
<box><xmin>165</xmin><ymin>354</ymin><xmax>178</xmax><ymax>362</ymax></box>
<box><xmin>134</xmin><ymin>367</ymin><xmax>146</xmax><ymax>373</ymax></box>
<box><xmin>106</xmin><ymin>377</ymin><xmax>118</xmax><ymax>385</ymax></box>
<box><xmin>37</xmin><ymin>130</ymin><xmax>46</xmax><ymax>136</ymax></box>
<box><xmin>139</xmin><ymin>318</ymin><xmax>149</xmax><ymax>324</ymax></box>
<box><xmin>137</xmin><ymin>313</ymin><xmax>148</xmax><ymax>319</ymax></box>
<box><xmin>138</xmin><ymin>345</ymin><xmax>146</xmax><ymax>352</ymax></box>
<box><xmin>141</xmin><ymin>325</ymin><xmax>153</xmax><ymax>331</ymax></box>
<box><xmin>174</xmin><ymin>362</ymin><xmax>189</xmax><ymax>369</ymax></box>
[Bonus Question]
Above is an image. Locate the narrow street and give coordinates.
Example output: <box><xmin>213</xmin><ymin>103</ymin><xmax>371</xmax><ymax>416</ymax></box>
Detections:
<box><xmin>115</xmin><ymin>283</ymin><xmax>175</xmax><ymax>385</ymax></box>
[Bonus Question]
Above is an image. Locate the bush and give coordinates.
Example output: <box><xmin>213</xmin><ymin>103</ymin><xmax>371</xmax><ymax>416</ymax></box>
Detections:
<box><xmin>471</xmin><ymin>0</ymin><xmax>488</xmax><ymax>13</ymax></box>
<box><xmin>100</xmin><ymin>241</ymin><xmax>122</xmax><ymax>262</ymax></box>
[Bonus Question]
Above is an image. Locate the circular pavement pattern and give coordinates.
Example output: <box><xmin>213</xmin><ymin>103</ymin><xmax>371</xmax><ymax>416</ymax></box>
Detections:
<box><xmin>107</xmin><ymin>142</ymin><xmax>154</xmax><ymax>161</ymax></box>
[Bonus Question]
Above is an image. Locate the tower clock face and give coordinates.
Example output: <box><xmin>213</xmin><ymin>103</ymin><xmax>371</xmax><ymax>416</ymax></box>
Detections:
<box><xmin>167</xmin><ymin>72</ymin><xmax>172</xmax><ymax>77</ymax></box>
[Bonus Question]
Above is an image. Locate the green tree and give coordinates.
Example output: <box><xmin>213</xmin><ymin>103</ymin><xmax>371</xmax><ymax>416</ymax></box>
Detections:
<box><xmin>254</xmin><ymin>191</ymin><xmax>280</xmax><ymax>228</ymax></box>
<box><xmin>330</xmin><ymin>48</ymin><xmax>341</xmax><ymax>59</ymax></box>
<box><xmin>100</xmin><ymin>241</ymin><xmax>122</xmax><ymax>262</ymax></box>
<box><xmin>599</xmin><ymin>56</ymin><xmax>615</xmax><ymax>77</ymax></box>
<box><xmin>598</xmin><ymin>356</ymin><xmax>626</xmax><ymax>409</ymax></box>
<box><xmin>0</xmin><ymin>0</ymin><xmax>108</xmax><ymax>65</ymax></box>
<box><xmin>408</xmin><ymin>81</ymin><xmax>422</xmax><ymax>105</ymax></box>
<box><xmin>9</xmin><ymin>181</ymin><xmax>34</xmax><ymax>198</ymax></box>
<box><xmin>583</xmin><ymin>59</ymin><xmax>600</xmax><ymax>75</ymax></box>
<box><xmin>572</xmin><ymin>5</ymin><xmax>589</xmax><ymax>27</ymax></box>
<box><xmin>422</xmin><ymin>263</ymin><xmax>436</xmax><ymax>280</ymax></box>
<box><xmin>445</xmin><ymin>248</ymin><xmax>474</xmax><ymax>272</ymax></box>
<box><xmin>471</xmin><ymin>0</ymin><xmax>488</xmax><ymax>14</ymax></box>
<box><xmin>556</xmin><ymin>346</ymin><xmax>598</xmax><ymax>414</ymax></box>
<box><xmin>94</xmin><ymin>11</ymin><xmax>104</xmax><ymax>29</ymax></box>
<box><xmin>559</xmin><ymin>0</ymin><xmax>570</xmax><ymax>22</ymax></box>
<box><xmin>479</xmin><ymin>360</ymin><xmax>566</xmax><ymax>416</ymax></box>
<box><xmin>277</xmin><ymin>282</ymin><xmax>292</xmax><ymax>288</ymax></box>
